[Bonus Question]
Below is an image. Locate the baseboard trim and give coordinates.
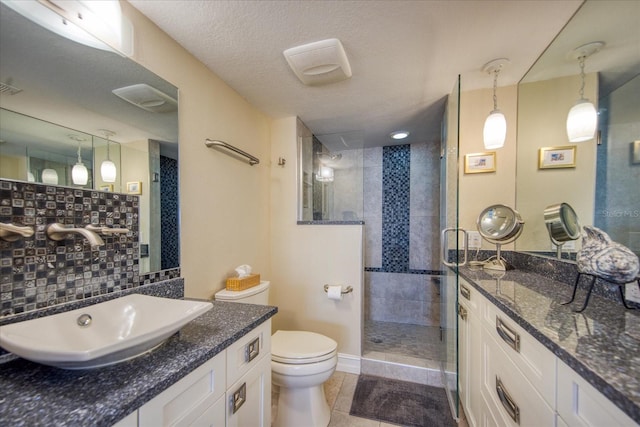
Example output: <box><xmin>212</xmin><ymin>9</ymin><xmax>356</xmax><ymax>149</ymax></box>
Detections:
<box><xmin>336</xmin><ymin>353</ymin><xmax>361</xmax><ymax>374</ymax></box>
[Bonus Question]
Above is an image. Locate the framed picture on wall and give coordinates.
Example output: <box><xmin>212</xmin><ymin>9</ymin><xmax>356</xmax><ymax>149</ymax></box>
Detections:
<box><xmin>98</xmin><ymin>184</ymin><xmax>113</xmax><ymax>192</ymax></box>
<box><xmin>538</xmin><ymin>146</ymin><xmax>576</xmax><ymax>169</ymax></box>
<box><xmin>126</xmin><ymin>181</ymin><xmax>142</xmax><ymax>195</ymax></box>
<box><xmin>632</xmin><ymin>141</ymin><xmax>640</xmax><ymax>165</ymax></box>
<box><xmin>464</xmin><ymin>152</ymin><xmax>496</xmax><ymax>174</ymax></box>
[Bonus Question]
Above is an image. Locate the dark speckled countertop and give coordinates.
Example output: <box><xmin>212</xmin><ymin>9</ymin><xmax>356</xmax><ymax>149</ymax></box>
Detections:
<box><xmin>0</xmin><ymin>283</ymin><xmax>277</xmax><ymax>427</ymax></box>
<box><xmin>458</xmin><ymin>266</ymin><xmax>640</xmax><ymax>423</ymax></box>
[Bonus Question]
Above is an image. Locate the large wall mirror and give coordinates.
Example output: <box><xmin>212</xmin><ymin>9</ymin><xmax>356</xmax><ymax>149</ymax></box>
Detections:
<box><xmin>515</xmin><ymin>0</ymin><xmax>639</xmax><ymax>259</ymax></box>
<box><xmin>0</xmin><ymin>2</ymin><xmax>180</xmax><ymax>273</ymax></box>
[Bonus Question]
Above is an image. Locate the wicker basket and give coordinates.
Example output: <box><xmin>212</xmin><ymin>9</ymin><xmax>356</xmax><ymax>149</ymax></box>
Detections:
<box><xmin>226</xmin><ymin>273</ymin><xmax>261</xmax><ymax>291</ymax></box>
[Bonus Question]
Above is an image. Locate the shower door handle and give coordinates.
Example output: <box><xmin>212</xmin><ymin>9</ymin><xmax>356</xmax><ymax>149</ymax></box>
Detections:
<box><xmin>441</xmin><ymin>228</ymin><xmax>468</xmax><ymax>267</ymax></box>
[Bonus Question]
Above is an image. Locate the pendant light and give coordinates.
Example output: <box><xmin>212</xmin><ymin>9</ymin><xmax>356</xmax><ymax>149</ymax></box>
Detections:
<box><xmin>71</xmin><ymin>138</ymin><xmax>89</xmax><ymax>186</ymax></box>
<box><xmin>100</xmin><ymin>130</ymin><xmax>117</xmax><ymax>183</ymax></box>
<box><xmin>482</xmin><ymin>58</ymin><xmax>509</xmax><ymax>150</ymax></box>
<box><xmin>566</xmin><ymin>42</ymin><xmax>603</xmax><ymax>143</ymax></box>
<box><xmin>42</xmin><ymin>168</ymin><xmax>58</xmax><ymax>185</ymax></box>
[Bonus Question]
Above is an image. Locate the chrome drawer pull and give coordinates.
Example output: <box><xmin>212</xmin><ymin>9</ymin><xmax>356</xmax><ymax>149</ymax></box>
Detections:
<box><xmin>231</xmin><ymin>382</ymin><xmax>246</xmax><ymax>414</ymax></box>
<box><xmin>245</xmin><ymin>336</ymin><xmax>260</xmax><ymax>363</ymax></box>
<box><xmin>496</xmin><ymin>376</ymin><xmax>520</xmax><ymax>424</ymax></box>
<box><xmin>460</xmin><ymin>284</ymin><xmax>471</xmax><ymax>301</ymax></box>
<box><xmin>458</xmin><ymin>303</ymin><xmax>468</xmax><ymax>321</ymax></box>
<box><xmin>496</xmin><ymin>316</ymin><xmax>520</xmax><ymax>352</ymax></box>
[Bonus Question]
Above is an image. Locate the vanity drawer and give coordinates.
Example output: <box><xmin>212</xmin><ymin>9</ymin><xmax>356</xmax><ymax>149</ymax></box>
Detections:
<box><xmin>226</xmin><ymin>319</ymin><xmax>271</xmax><ymax>386</ymax></box>
<box><xmin>481</xmin><ymin>299</ymin><xmax>556</xmax><ymax>406</ymax></box>
<box><xmin>480</xmin><ymin>327</ymin><xmax>555</xmax><ymax>427</ymax></box>
<box><xmin>138</xmin><ymin>351</ymin><xmax>226</xmax><ymax>427</ymax></box>
<box><xmin>557</xmin><ymin>359</ymin><xmax>636</xmax><ymax>426</ymax></box>
<box><xmin>459</xmin><ymin>277</ymin><xmax>482</xmax><ymax>313</ymax></box>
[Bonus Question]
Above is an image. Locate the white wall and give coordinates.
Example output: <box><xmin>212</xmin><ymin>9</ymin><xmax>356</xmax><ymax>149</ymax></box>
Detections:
<box><xmin>123</xmin><ymin>2</ymin><xmax>272</xmax><ymax>299</ymax></box>
<box><xmin>270</xmin><ymin>117</ymin><xmax>363</xmax><ymax>359</ymax></box>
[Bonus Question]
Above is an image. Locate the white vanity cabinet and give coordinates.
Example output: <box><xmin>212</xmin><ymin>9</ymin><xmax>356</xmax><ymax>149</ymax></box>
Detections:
<box><xmin>458</xmin><ymin>284</ymin><xmax>637</xmax><ymax>427</ymax></box>
<box><xmin>458</xmin><ymin>279</ymin><xmax>482</xmax><ymax>427</ymax></box>
<box><xmin>113</xmin><ymin>319</ymin><xmax>271</xmax><ymax>427</ymax></box>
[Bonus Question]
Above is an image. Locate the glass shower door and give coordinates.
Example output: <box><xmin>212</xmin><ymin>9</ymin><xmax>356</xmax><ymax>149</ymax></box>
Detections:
<box><xmin>439</xmin><ymin>75</ymin><xmax>461</xmax><ymax>420</ymax></box>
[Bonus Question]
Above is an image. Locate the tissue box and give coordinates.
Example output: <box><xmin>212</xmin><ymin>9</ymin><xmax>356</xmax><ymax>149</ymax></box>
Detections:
<box><xmin>226</xmin><ymin>274</ymin><xmax>261</xmax><ymax>291</ymax></box>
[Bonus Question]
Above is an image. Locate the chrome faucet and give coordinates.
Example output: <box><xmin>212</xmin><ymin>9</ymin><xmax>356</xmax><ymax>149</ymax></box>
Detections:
<box><xmin>46</xmin><ymin>223</ymin><xmax>105</xmax><ymax>247</ymax></box>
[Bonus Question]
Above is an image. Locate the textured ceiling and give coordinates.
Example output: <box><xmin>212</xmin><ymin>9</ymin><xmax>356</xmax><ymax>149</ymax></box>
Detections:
<box><xmin>129</xmin><ymin>0</ymin><xmax>582</xmax><ymax>148</ymax></box>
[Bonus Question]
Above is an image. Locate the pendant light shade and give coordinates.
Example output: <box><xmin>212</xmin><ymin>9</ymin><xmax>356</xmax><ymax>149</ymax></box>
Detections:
<box><xmin>42</xmin><ymin>168</ymin><xmax>58</xmax><ymax>185</ymax></box>
<box><xmin>100</xmin><ymin>130</ymin><xmax>117</xmax><ymax>183</ymax></box>
<box><xmin>567</xmin><ymin>99</ymin><xmax>597</xmax><ymax>142</ymax></box>
<box><xmin>566</xmin><ymin>42</ymin><xmax>603</xmax><ymax>143</ymax></box>
<box><xmin>72</xmin><ymin>163</ymin><xmax>89</xmax><ymax>185</ymax></box>
<box><xmin>482</xmin><ymin>58</ymin><xmax>509</xmax><ymax>150</ymax></box>
<box><xmin>101</xmin><ymin>160</ymin><xmax>117</xmax><ymax>183</ymax></box>
<box><xmin>483</xmin><ymin>110</ymin><xmax>507</xmax><ymax>149</ymax></box>
<box><xmin>72</xmin><ymin>143</ymin><xmax>88</xmax><ymax>185</ymax></box>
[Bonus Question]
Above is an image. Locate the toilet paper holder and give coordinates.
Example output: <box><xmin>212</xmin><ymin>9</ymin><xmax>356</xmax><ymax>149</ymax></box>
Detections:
<box><xmin>323</xmin><ymin>284</ymin><xmax>353</xmax><ymax>294</ymax></box>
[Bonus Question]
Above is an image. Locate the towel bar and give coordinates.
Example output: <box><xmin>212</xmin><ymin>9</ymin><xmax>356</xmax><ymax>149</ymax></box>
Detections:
<box><xmin>205</xmin><ymin>139</ymin><xmax>260</xmax><ymax>166</ymax></box>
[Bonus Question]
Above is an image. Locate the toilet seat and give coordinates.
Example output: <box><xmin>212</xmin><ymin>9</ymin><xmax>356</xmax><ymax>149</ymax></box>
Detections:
<box><xmin>271</xmin><ymin>330</ymin><xmax>337</xmax><ymax>364</ymax></box>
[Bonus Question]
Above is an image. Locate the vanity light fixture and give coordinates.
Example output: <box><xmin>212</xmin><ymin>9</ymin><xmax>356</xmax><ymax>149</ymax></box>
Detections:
<box><xmin>72</xmin><ymin>143</ymin><xmax>89</xmax><ymax>186</ymax></box>
<box><xmin>566</xmin><ymin>42</ymin><xmax>603</xmax><ymax>143</ymax></box>
<box><xmin>42</xmin><ymin>168</ymin><xmax>59</xmax><ymax>185</ymax></box>
<box><xmin>482</xmin><ymin>58</ymin><xmax>509</xmax><ymax>150</ymax></box>
<box><xmin>2</xmin><ymin>0</ymin><xmax>132</xmax><ymax>56</ymax></box>
<box><xmin>390</xmin><ymin>131</ymin><xmax>410</xmax><ymax>140</ymax></box>
<box><xmin>100</xmin><ymin>130</ymin><xmax>117</xmax><ymax>183</ymax></box>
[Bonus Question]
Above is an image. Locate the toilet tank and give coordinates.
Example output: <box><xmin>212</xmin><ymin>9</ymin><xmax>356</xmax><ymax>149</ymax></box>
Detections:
<box><xmin>214</xmin><ymin>281</ymin><xmax>270</xmax><ymax>305</ymax></box>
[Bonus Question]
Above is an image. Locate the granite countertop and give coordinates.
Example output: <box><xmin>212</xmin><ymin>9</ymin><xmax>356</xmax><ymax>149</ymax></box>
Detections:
<box><xmin>458</xmin><ymin>266</ymin><xmax>640</xmax><ymax>423</ymax></box>
<box><xmin>0</xmin><ymin>300</ymin><xmax>277</xmax><ymax>427</ymax></box>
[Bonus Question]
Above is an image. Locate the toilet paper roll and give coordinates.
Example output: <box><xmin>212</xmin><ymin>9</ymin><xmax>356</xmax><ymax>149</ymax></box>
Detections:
<box><xmin>327</xmin><ymin>285</ymin><xmax>343</xmax><ymax>301</ymax></box>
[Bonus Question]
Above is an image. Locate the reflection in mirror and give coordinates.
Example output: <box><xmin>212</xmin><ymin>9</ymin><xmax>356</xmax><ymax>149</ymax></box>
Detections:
<box><xmin>0</xmin><ymin>2</ymin><xmax>179</xmax><ymax>273</ymax></box>
<box><xmin>543</xmin><ymin>202</ymin><xmax>580</xmax><ymax>259</ymax></box>
<box><xmin>516</xmin><ymin>0</ymin><xmax>640</xmax><ymax>259</ymax></box>
<box><xmin>298</xmin><ymin>132</ymin><xmax>363</xmax><ymax>222</ymax></box>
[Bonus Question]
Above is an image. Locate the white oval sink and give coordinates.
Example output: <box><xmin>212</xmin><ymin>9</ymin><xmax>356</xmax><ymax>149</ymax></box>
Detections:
<box><xmin>0</xmin><ymin>294</ymin><xmax>212</xmax><ymax>369</ymax></box>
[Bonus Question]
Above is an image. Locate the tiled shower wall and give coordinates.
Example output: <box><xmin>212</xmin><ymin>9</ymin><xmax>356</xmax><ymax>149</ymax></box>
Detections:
<box><xmin>0</xmin><ymin>179</ymin><xmax>178</xmax><ymax>317</ymax></box>
<box><xmin>363</xmin><ymin>143</ymin><xmax>441</xmax><ymax>326</ymax></box>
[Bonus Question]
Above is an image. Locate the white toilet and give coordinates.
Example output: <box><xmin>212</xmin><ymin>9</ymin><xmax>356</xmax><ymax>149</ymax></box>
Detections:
<box><xmin>215</xmin><ymin>281</ymin><xmax>338</xmax><ymax>427</ymax></box>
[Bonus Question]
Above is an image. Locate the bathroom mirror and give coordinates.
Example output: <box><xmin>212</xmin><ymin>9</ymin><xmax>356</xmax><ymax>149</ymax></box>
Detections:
<box><xmin>0</xmin><ymin>2</ymin><xmax>180</xmax><ymax>273</ymax></box>
<box><xmin>515</xmin><ymin>0</ymin><xmax>640</xmax><ymax>258</ymax></box>
<box><xmin>543</xmin><ymin>202</ymin><xmax>580</xmax><ymax>259</ymax></box>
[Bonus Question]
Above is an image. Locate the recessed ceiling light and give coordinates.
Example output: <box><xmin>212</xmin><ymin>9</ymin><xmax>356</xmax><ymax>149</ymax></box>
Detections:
<box><xmin>390</xmin><ymin>131</ymin><xmax>410</xmax><ymax>140</ymax></box>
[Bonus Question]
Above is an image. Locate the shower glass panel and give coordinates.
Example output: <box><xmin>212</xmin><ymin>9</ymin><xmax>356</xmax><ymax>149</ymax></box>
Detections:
<box><xmin>440</xmin><ymin>75</ymin><xmax>461</xmax><ymax>419</ymax></box>
<box><xmin>298</xmin><ymin>132</ymin><xmax>363</xmax><ymax>221</ymax></box>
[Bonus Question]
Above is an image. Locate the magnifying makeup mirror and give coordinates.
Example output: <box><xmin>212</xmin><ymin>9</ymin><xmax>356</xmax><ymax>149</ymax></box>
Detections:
<box><xmin>477</xmin><ymin>204</ymin><xmax>525</xmax><ymax>271</ymax></box>
<box><xmin>543</xmin><ymin>202</ymin><xmax>580</xmax><ymax>259</ymax></box>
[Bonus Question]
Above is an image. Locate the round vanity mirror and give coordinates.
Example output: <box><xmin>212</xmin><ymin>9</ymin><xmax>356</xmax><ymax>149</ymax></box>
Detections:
<box><xmin>543</xmin><ymin>202</ymin><xmax>580</xmax><ymax>258</ymax></box>
<box><xmin>477</xmin><ymin>204</ymin><xmax>525</xmax><ymax>271</ymax></box>
<box><xmin>477</xmin><ymin>204</ymin><xmax>525</xmax><ymax>244</ymax></box>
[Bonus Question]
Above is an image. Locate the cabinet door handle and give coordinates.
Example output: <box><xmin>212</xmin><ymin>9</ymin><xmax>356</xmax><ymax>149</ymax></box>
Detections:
<box><xmin>460</xmin><ymin>284</ymin><xmax>471</xmax><ymax>301</ymax></box>
<box><xmin>231</xmin><ymin>382</ymin><xmax>246</xmax><ymax>414</ymax></box>
<box><xmin>458</xmin><ymin>303</ymin><xmax>468</xmax><ymax>321</ymax></box>
<box><xmin>245</xmin><ymin>336</ymin><xmax>260</xmax><ymax>363</ymax></box>
<box><xmin>496</xmin><ymin>316</ymin><xmax>520</xmax><ymax>352</ymax></box>
<box><xmin>496</xmin><ymin>376</ymin><xmax>520</xmax><ymax>424</ymax></box>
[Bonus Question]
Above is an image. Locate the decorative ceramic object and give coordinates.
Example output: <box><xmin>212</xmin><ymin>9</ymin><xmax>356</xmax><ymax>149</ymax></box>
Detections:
<box><xmin>577</xmin><ymin>226</ymin><xmax>639</xmax><ymax>283</ymax></box>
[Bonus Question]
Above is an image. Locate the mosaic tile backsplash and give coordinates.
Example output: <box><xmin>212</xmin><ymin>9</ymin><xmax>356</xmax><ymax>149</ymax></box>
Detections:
<box><xmin>0</xmin><ymin>179</ymin><xmax>179</xmax><ymax>317</ymax></box>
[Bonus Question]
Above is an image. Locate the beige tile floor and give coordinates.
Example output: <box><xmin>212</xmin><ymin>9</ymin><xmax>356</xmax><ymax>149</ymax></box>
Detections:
<box><xmin>273</xmin><ymin>370</ymin><xmax>468</xmax><ymax>426</ymax></box>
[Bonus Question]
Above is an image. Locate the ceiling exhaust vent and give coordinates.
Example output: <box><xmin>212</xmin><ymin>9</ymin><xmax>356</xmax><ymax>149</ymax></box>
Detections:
<box><xmin>283</xmin><ymin>38</ymin><xmax>352</xmax><ymax>86</ymax></box>
<box><xmin>112</xmin><ymin>84</ymin><xmax>177</xmax><ymax>113</ymax></box>
<box><xmin>0</xmin><ymin>81</ymin><xmax>23</xmax><ymax>96</ymax></box>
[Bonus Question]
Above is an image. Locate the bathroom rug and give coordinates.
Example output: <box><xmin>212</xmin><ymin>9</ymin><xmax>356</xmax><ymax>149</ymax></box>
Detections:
<box><xmin>349</xmin><ymin>374</ymin><xmax>456</xmax><ymax>427</ymax></box>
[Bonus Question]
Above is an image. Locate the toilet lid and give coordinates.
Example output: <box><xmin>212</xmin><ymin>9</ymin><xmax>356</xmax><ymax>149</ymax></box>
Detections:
<box><xmin>271</xmin><ymin>330</ymin><xmax>337</xmax><ymax>364</ymax></box>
